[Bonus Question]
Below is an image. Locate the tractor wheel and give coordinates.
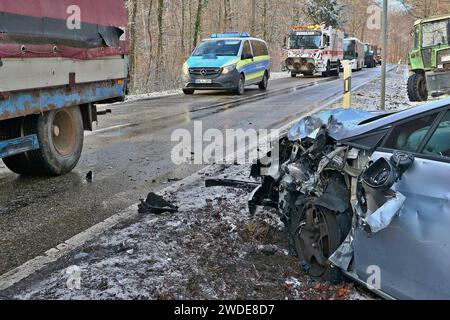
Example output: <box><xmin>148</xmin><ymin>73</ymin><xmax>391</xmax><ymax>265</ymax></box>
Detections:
<box><xmin>408</xmin><ymin>72</ymin><xmax>428</xmax><ymax>102</ymax></box>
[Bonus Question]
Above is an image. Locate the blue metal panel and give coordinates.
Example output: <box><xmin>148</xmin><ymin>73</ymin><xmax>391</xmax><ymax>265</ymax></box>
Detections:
<box><xmin>0</xmin><ymin>80</ymin><xmax>125</xmax><ymax>121</ymax></box>
<box><xmin>0</xmin><ymin>134</ymin><xmax>39</xmax><ymax>158</ymax></box>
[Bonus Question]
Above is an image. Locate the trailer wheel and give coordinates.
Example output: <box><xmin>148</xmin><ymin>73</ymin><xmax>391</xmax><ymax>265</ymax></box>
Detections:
<box><xmin>408</xmin><ymin>72</ymin><xmax>428</xmax><ymax>102</ymax></box>
<box><xmin>4</xmin><ymin>107</ymin><xmax>84</xmax><ymax>176</ymax></box>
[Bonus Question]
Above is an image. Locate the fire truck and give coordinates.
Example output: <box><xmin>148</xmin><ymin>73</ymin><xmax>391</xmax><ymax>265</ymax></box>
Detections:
<box><xmin>284</xmin><ymin>25</ymin><xmax>344</xmax><ymax>77</ymax></box>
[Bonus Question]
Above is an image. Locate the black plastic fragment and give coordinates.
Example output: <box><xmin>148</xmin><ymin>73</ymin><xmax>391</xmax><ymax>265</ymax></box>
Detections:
<box><xmin>138</xmin><ymin>192</ymin><xmax>178</xmax><ymax>214</ymax></box>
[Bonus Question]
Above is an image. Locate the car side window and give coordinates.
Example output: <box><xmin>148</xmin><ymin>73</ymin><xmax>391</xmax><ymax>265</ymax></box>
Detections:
<box><xmin>383</xmin><ymin>113</ymin><xmax>437</xmax><ymax>152</ymax></box>
<box><xmin>242</xmin><ymin>41</ymin><xmax>252</xmax><ymax>58</ymax></box>
<box><xmin>422</xmin><ymin>111</ymin><xmax>450</xmax><ymax>158</ymax></box>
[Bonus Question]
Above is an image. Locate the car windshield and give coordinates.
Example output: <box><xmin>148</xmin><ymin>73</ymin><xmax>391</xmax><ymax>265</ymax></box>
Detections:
<box><xmin>192</xmin><ymin>40</ymin><xmax>242</xmax><ymax>57</ymax></box>
<box><xmin>422</xmin><ymin>20</ymin><xmax>448</xmax><ymax>47</ymax></box>
<box><xmin>289</xmin><ymin>31</ymin><xmax>322</xmax><ymax>49</ymax></box>
<box><xmin>344</xmin><ymin>40</ymin><xmax>356</xmax><ymax>59</ymax></box>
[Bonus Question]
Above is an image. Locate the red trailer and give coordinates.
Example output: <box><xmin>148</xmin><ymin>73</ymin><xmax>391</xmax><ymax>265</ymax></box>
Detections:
<box><xmin>0</xmin><ymin>0</ymin><xmax>129</xmax><ymax>175</ymax></box>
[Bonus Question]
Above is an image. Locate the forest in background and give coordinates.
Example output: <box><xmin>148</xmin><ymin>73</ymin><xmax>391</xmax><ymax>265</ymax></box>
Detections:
<box><xmin>126</xmin><ymin>0</ymin><xmax>450</xmax><ymax>93</ymax></box>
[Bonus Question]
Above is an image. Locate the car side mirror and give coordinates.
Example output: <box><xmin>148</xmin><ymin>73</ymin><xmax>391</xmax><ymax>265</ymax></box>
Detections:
<box><xmin>243</xmin><ymin>53</ymin><xmax>254</xmax><ymax>60</ymax></box>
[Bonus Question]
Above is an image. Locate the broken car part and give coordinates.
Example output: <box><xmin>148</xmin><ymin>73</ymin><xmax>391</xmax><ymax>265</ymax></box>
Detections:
<box><xmin>138</xmin><ymin>192</ymin><xmax>178</xmax><ymax>214</ymax></box>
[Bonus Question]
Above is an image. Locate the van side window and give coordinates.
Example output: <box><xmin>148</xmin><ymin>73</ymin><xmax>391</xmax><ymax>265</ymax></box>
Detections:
<box><xmin>382</xmin><ymin>113</ymin><xmax>438</xmax><ymax>152</ymax></box>
<box><xmin>242</xmin><ymin>41</ymin><xmax>252</xmax><ymax>58</ymax></box>
<box><xmin>251</xmin><ymin>41</ymin><xmax>269</xmax><ymax>57</ymax></box>
<box><xmin>422</xmin><ymin>111</ymin><xmax>450</xmax><ymax>158</ymax></box>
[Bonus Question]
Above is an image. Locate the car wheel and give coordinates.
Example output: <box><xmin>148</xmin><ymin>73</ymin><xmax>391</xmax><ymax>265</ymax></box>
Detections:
<box><xmin>235</xmin><ymin>74</ymin><xmax>245</xmax><ymax>95</ymax></box>
<box><xmin>291</xmin><ymin>73</ymin><xmax>297</xmax><ymax>78</ymax></box>
<box><xmin>183</xmin><ymin>89</ymin><xmax>195</xmax><ymax>95</ymax></box>
<box><xmin>407</xmin><ymin>72</ymin><xmax>428</xmax><ymax>102</ymax></box>
<box><xmin>295</xmin><ymin>202</ymin><xmax>351</xmax><ymax>284</ymax></box>
<box><xmin>259</xmin><ymin>72</ymin><xmax>269</xmax><ymax>90</ymax></box>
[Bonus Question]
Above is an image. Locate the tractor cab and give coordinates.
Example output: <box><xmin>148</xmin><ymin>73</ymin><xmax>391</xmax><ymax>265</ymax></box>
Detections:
<box><xmin>408</xmin><ymin>15</ymin><xmax>450</xmax><ymax>101</ymax></box>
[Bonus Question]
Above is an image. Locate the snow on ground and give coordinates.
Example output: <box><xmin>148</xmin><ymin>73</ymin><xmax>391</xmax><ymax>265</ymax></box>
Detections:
<box><xmin>125</xmin><ymin>89</ymin><xmax>183</xmax><ymax>103</ymax></box>
<box><xmin>270</xmin><ymin>71</ymin><xmax>291</xmax><ymax>80</ymax></box>
<box><xmin>331</xmin><ymin>65</ymin><xmax>417</xmax><ymax>112</ymax></box>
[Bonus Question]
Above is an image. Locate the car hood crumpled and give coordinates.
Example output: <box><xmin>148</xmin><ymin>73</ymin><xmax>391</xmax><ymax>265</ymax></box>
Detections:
<box><xmin>288</xmin><ymin>108</ymin><xmax>384</xmax><ymax>142</ymax></box>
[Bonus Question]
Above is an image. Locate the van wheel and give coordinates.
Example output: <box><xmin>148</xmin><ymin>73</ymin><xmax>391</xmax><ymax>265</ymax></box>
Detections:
<box><xmin>3</xmin><ymin>107</ymin><xmax>84</xmax><ymax>176</ymax></box>
<box><xmin>259</xmin><ymin>72</ymin><xmax>269</xmax><ymax>90</ymax></box>
<box><xmin>235</xmin><ymin>74</ymin><xmax>245</xmax><ymax>95</ymax></box>
<box><xmin>183</xmin><ymin>89</ymin><xmax>195</xmax><ymax>95</ymax></box>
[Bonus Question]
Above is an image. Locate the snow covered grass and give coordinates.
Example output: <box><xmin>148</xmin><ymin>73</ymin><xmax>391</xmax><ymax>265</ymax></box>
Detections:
<box><xmin>331</xmin><ymin>65</ymin><xmax>418</xmax><ymax>112</ymax></box>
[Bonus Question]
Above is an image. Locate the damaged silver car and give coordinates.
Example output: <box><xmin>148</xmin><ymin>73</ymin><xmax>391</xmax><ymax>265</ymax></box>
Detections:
<box><xmin>249</xmin><ymin>101</ymin><xmax>450</xmax><ymax>300</ymax></box>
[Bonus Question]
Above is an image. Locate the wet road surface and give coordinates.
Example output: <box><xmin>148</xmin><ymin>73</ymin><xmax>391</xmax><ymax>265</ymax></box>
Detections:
<box><xmin>0</xmin><ymin>69</ymin><xmax>383</xmax><ymax>275</ymax></box>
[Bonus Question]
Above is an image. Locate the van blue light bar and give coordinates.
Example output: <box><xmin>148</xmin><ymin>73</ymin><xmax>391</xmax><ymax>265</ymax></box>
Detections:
<box><xmin>210</xmin><ymin>32</ymin><xmax>250</xmax><ymax>38</ymax></box>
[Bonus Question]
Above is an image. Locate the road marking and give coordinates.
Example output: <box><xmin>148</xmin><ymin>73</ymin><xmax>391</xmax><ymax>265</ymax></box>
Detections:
<box><xmin>0</xmin><ymin>70</ymin><xmax>387</xmax><ymax>292</ymax></box>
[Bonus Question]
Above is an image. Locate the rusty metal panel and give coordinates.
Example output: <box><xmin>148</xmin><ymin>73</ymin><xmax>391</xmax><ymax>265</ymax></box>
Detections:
<box><xmin>0</xmin><ymin>80</ymin><xmax>125</xmax><ymax>121</ymax></box>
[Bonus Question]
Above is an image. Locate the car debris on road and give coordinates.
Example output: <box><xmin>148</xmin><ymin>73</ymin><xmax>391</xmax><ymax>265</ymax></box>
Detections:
<box><xmin>138</xmin><ymin>192</ymin><xmax>178</xmax><ymax>215</ymax></box>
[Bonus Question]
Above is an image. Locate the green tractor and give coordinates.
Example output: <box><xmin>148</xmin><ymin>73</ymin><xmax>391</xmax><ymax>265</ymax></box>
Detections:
<box><xmin>408</xmin><ymin>14</ymin><xmax>450</xmax><ymax>102</ymax></box>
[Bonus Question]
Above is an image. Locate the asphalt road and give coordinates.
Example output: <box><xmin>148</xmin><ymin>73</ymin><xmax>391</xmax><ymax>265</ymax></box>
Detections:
<box><xmin>0</xmin><ymin>68</ymin><xmax>384</xmax><ymax>275</ymax></box>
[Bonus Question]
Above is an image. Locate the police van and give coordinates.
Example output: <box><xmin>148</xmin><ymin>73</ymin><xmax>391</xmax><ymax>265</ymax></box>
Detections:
<box><xmin>182</xmin><ymin>33</ymin><xmax>271</xmax><ymax>95</ymax></box>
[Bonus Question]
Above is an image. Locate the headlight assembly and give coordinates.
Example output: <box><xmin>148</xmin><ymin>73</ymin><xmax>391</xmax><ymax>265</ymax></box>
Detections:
<box><xmin>222</xmin><ymin>64</ymin><xmax>237</xmax><ymax>74</ymax></box>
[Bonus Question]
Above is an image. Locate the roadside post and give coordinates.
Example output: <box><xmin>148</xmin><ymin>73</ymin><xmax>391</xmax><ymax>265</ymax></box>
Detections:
<box><xmin>380</xmin><ymin>0</ymin><xmax>388</xmax><ymax>110</ymax></box>
<box><xmin>343</xmin><ymin>60</ymin><xmax>352</xmax><ymax>108</ymax></box>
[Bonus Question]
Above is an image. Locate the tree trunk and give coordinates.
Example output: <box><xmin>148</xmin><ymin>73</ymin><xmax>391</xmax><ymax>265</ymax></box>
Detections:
<box><xmin>128</xmin><ymin>0</ymin><xmax>138</xmax><ymax>92</ymax></box>
<box><xmin>192</xmin><ymin>0</ymin><xmax>204</xmax><ymax>48</ymax></box>
<box><xmin>156</xmin><ymin>0</ymin><xmax>164</xmax><ymax>80</ymax></box>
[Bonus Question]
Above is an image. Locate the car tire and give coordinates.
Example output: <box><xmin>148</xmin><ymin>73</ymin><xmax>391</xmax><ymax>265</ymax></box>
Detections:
<box><xmin>4</xmin><ymin>107</ymin><xmax>84</xmax><ymax>176</ymax></box>
<box><xmin>295</xmin><ymin>202</ymin><xmax>351</xmax><ymax>284</ymax></box>
<box><xmin>234</xmin><ymin>74</ymin><xmax>245</xmax><ymax>95</ymax></box>
<box><xmin>291</xmin><ymin>73</ymin><xmax>297</xmax><ymax>78</ymax></box>
<box><xmin>258</xmin><ymin>72</ymin><xmax>269</xmax><ymax>90</ymax></box>
<box><xmin>408</xmin><ymin>72</ymin><xmax>428</xmax><ymax>102</ymax></box>
<box><xmin>183</xmin><ymin>89</ymin><xmax>195</xmax><ymax>95</ymax></box>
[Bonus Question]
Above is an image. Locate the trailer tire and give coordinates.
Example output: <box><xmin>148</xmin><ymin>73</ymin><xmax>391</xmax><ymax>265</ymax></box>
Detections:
<box><xmin>408</xmin><ymin>72</ymin><xmax>428</xmax><ymax>102</ymax></box>
<box><xmin>4</xmin><ymin>107</ymin><xmax>84</xmax><ymax>176</ymax></box>
<box><xmin>33</xmin><ymin>107</ymin><xmax>84</xmax><ymax>175</ymax></box>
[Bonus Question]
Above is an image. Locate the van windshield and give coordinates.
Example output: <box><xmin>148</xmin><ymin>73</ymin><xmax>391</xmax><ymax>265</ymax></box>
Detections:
<box><xmin>193</xmin><ymin>40</ymin><xmax>242</xmax><ymax>57</ymax></box>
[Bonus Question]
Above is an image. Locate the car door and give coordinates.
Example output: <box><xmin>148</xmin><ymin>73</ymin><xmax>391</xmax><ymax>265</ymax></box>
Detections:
<box><xmin>240</xmin><ymin>40</ymin><xmax>258</xmax><ymax>84</ymax></box>
<box><xmin>353</xmin><ymin>109</ymin><xmax>450</xmax><ymax>300</ymax></box>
